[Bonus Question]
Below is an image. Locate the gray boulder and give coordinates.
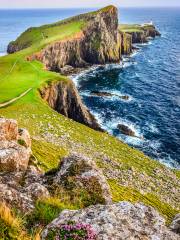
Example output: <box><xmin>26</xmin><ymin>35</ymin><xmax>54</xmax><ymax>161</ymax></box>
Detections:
<box><xmin>49</xmin><ymin>154</ymin><xmax>112</xmax><ymax>205</ymax></box>
<box><xmin>41</xmin><ymin>202</ymin><xmax>179</xmax><ymax>240</ymax></box>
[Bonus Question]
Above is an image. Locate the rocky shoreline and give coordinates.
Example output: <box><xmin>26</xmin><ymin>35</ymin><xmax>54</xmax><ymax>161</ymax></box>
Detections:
<box><xmin>6</xmin><ymin>6</ymin><xmax>160</xmax><ymax>135</ymax></box>
<box><xmin>2</xmin><ymin>6</ymin><xmax>178</xmax><ymax>240</ymax></box>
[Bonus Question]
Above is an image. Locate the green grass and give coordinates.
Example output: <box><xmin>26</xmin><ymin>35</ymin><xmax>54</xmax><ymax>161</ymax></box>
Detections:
<box><xmin>119</xmin><ymin>24</ymin><xmax>144</xmax><ymax>33</ymax></box>
<box><xmin>119</xmin><ymin>23</ymin><xmax>156</xmax><ymax>33</ymax></box>
<box><xmin>9</xmin><ymin>20</ymin><xmax>84</xmax><ymax>53</ymax></box>
<box><xmin>0</xmin><ymin>6</ymin><xmax>179</xmax><ymax>224</ymax></box>
<box><xmin>27</xmin><ymin>197</ymin><xmax>75</xmax><ymax>227</ymax></box>
<box><xmin>0</xmin><ymin>202</ymin><xmax>30</xmax><ymax>240</ymax></box>
<box><xmin>109</xmin><ymin>180</ymin><xmax>178</xmax><ymax>224</ymax></box>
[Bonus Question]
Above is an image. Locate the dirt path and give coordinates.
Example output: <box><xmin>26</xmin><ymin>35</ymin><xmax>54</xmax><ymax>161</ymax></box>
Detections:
<box><xmin>0</xmin><ymin>88</ymin><xmax>32</xmax><ymax>108</ymax></box>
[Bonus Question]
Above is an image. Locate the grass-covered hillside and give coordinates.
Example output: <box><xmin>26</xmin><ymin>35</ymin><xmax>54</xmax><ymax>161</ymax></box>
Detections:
<box><xmin>0</xmin><ymin>5</ymin><xmax>179</xmax><ymax>226</ymax></box>
<box><xmin>119</xmin><ymin>23</ymin><xmax>155</xmax><ymax>33</ymax></box>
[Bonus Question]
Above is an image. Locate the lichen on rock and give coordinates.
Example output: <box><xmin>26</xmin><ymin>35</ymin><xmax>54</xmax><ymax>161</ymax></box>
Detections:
<box><xmin>45</xmin><ymin>153</ymin><xmax>112</xmax><ymax>205</ymax></box>
<box><xmin>41</xmin><ymin>201</ymin><xmax>179</xmax><ymax>240</ymax></box>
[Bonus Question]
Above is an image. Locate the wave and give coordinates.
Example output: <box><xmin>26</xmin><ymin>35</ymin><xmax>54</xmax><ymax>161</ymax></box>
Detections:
<box><xmin>83</xmin><ymin>90</ymin><xmax>133</xmax><ymax>102</ymax></box>
<box><xmin>122</xmin><ymin>61</ymin><xmax>137</xmax><ymax>69</ymax></box>
<box><xmin>159</xmin><ymin>155</ymin><xmax>180</xmax><ymax>169</ymax></box>
<box><xmin>102</xmin><ymin>117</ymin><xmax>144</xmax><ymax>146</ymax></box>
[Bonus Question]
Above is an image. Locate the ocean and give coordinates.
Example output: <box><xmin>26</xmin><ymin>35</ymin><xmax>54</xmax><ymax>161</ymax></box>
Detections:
<box><xmin>0</xmin><ymin>7</ymin><xmax>179</xmax><ymax>168</ymax></box>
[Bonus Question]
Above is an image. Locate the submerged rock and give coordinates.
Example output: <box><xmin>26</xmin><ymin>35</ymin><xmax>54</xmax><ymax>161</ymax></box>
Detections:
<box><xmin>41</xmin><ymin>201</ymin><xmax>179</xmax><ymax>240</ymax></box>
<box><xmin>118</xmin><ymin>124</ymin><xmax>136</xmax><ymax>137</ymax></box>
<box><xmin>91</xmin><ymin>91</ymin><xmax>130</xmax><ymax>100</ymax></box>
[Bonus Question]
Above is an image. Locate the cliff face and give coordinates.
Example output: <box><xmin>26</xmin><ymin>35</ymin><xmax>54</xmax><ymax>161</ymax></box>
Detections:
<box><xmin>27</xmin><ymin>6</ymin><xmax>121</xmax><ymax>73</ymax></box>
<box><xmin>127</xmin><ymin>26</ymin><xmax>161</xmax><ymax>44</ymax></box>
<box><xmin>40</xmin><ymin>80</ymin><xmax>102</xmax><ymax>131</ymax></box>
<box><xmin>119</xmin><ymin>31</ymin><xmax>132</xmax><ymax>55</ymax></box>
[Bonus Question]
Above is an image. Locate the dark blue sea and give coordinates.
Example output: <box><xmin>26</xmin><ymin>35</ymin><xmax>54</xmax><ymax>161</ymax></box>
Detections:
<box><xmin>0</xmin><ymin>8</ymin><xmax>179</xmax><ymax>168</ymax></box>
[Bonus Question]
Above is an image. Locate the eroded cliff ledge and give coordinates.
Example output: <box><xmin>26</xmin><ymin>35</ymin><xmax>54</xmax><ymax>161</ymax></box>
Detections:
<box><xmin>40</xmin><ymin>80</ymin><xmax>102</xmax><ymax>131</ymax></box>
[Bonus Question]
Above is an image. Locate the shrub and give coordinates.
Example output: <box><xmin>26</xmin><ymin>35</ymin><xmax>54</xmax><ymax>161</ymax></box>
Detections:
<box><xmin>46</xmin><ymin>222</ymin><xmax>97</xmax><ymax>240</ymax></box>
<box><xmin>27</xmin><ymin>197</ymin><xmax>75</xmax><ymax>228</ymax></box>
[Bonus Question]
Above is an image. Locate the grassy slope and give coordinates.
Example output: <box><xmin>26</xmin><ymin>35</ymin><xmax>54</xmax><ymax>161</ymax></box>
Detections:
<box><xmin>119</xmin><ymin>24</ymin><xmax>144</xmax><ymax>32</ymax></box>
<box><xmin>119</xmin><ymin>23</ymin><xmax>154</xmax><ymax>33</ymax></box>
<box><xmin>0</xmin><ymin>7</ymin><xmax>179</xmax><ymax>223</ymax></box>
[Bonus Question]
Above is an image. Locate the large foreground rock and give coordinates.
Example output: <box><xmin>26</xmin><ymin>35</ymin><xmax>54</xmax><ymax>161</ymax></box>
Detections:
<box><xmin>41</xmin><ymin>202</ymin><xmax>179</xmax><ymax>240</ymax></box>
<box><xmin>0</xmin><ymin>118</ymin><xmax>18</xmax><ymax>141</ymax></box>
<box><xmin>0</xmin><ymin>118</ymin><xmax>49</xmax><ymax>213</ymax></box>
<box><xmin>0</xmin><ymin>118</ymin><xmax>31</xmax><ymax>172</ymax></box>
<box><xmin>46</xmin><ymin>154</ymin><xmax>112</xmax><ymax>205</ymax></box>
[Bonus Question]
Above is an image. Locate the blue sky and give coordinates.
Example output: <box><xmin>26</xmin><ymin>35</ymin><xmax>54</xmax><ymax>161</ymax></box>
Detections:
<box><xmin>0</xmin><ymin>0</ymin><xmax>180</xmax><ymax>8</ymax></box>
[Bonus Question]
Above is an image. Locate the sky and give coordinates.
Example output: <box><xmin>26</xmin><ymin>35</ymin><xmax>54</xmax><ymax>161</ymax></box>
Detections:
<box><xmin>0</xmin><ymin>0</ymin><xmax>180</xmax><ymax>9</ymax></box>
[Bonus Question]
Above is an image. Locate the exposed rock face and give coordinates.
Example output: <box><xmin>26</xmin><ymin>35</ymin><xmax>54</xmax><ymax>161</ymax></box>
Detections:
<box><xmin>0</xmin><ymin>118</ymin><xmax>31</xmax><ymax>172</ymax></box>
<box><xmin>40</xmin><ymin>80</ymin><xmax>102</xmax><ymax>131</ymax></box>
<box><xmin>119</xmin><ymin>31</ymin><xmax>132</xmax><ymax>55</ymax></box>
<box><xmin>127</xmin><ymin>25</ymin><xmax>161</xmax><ymax>44</ymax></box>
<box><xmin>45</xmin><ymin>154</ymin><xmax>112</xmax><ymax>205</ymax></box>
<box><xmin>0</xmin><ymin>118</ymin><xmax>18</xmax><ymax>141</ymax></box>
<box><xmin>0</xmin><ymin>183</ymin><xmax>35</xmax><ymax>212</ymax></box>
<box><xmin>26</xmin><ymin>6</ymin><xmax>121</xmax><ymax>71</ymax></box>
<box><xmin>170</xmin><ymin>214</ymin><xmax>180</xmax><ymax>234</ymax></box>
<box><xmin>41</xmin><ymin>201</ymin><xmax>179</xmax><ymax>240</ymax></box>
<box><xmin>24</xmin><ymin>183</ymin><xmax>49</xmax><ymax>201</ymax></box>
<box><xmin>0</xmin><ymin>118</ymin><xmax>49</xmax><ymax>213</ymax></box>
<box><xmin>0</xmin><ymin>140</ymin><xmax>31</xmax><ymax>172</ymax></box>
<box><xmin>7</xmin><ymin>41</ymin><xmax>22</xmax><ymax>54</ymax></box>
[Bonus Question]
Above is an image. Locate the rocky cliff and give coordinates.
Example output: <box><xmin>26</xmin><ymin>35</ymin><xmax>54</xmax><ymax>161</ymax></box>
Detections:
<box><xmin>119</xmin><ymin>31</ymin><xmax>132</xmax><ymax>55</ymax></box>
<box><xmin>31</xmin><ymin>6</ymin><xmax>120</xmax><ymax>73</ymax></box>
<box><xmin>122</xmin><ymin>24</ymin><xmax>161</xmax><ymax>44</ymax></box>
<box><xmin>40</xmin><ymin>80</ymin><xmax>102</xmax><ymax>131</ymax></box>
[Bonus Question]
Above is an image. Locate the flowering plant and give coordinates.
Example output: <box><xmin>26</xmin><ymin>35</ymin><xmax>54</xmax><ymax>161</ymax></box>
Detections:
<box><xmin>47</xmin><ymin>221</ymin><xmax>97</xmax><ymax>240</ymax></box>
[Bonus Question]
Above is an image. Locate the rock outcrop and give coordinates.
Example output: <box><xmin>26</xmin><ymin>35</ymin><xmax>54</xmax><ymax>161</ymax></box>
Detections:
<box><xmin>0</xmin><ymin>118</ymin><xmax>31</xmax><ymax>172</ymax></box>
<box><xmin>45</xmin><ymin>154</ymin><xmax>112</xmax><ymax>205</ymax></box>
<box><xmin>40</xmin><ymin>80</ymin><xmax>102</xmax><ymax>131</ymax></box>
<box><xmin>126</xmin><ymin>25</ymin><xmax>161</xmax><ymax>44</ymax></box>
<box><xmin>41</xmin><ymin>201</ymin><xmax>179</xmax><ymax>240</ymax></box>
<box><xmin>118</xmin><ymin>124</ymin><xmax>136</xmax><ymax>137</ymax></box>
<box><xmin>0</xmin><ymin>118</ymin><xmax>49</xmax><ymax>213</ymax></box>
<box><xmin>9</xmin><ymin>6</ymin><xmax>121</xmax><ymax>68</ymax></box>
<box><xmin>91</xmin><ymin>91</ymin><xmax>130</xmax><ymax>100</ymax></box>
<box><xmin>170</xmin><ymin>214</ymin><xmax>180</xmax><ymax>234</ymax></box>
<box><xmin>119</xmin><ymin>31</ymin><xmax>132</xmax><ymax>55</ymax></box>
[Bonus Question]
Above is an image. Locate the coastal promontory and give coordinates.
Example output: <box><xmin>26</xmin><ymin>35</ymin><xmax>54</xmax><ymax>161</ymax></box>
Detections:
<box><xmin>0</xmin><ymin>5</ymin><xmax>179</xmax><ymax>240</ymax></box>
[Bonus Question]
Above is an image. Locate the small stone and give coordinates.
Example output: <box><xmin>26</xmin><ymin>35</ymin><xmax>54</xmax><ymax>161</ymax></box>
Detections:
<box><xmin>170</xmin><ymin>214</ymin><xmax>180</xmax><ymax>234</ymax></box>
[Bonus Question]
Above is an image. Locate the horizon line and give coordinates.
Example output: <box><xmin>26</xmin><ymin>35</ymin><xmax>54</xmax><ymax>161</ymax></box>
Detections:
<box><xmin>0</xmin><ymin>6</ymin><xmax>180</xmax><ymax>10</ymax></box>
